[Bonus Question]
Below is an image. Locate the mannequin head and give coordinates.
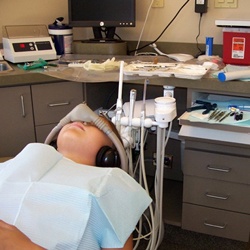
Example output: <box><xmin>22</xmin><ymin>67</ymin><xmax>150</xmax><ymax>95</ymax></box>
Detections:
<box><xmin>55</xmin><ymin>116</ymin><xmax>122</xmax><ymax>167</ymax></box>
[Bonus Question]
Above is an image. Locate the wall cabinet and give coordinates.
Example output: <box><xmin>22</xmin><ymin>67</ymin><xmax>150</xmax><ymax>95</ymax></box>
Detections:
<box><xmin>0</xmin><ymin>82</ymin><xmax>84</xmax><ymax>157</ymax></box>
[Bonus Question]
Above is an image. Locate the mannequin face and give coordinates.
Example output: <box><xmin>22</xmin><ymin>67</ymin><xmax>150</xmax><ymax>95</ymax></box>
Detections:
<box><xmin>57</xmin><ymin>121</ymin><xmax>113</xmax><ymax>165</ymax></box>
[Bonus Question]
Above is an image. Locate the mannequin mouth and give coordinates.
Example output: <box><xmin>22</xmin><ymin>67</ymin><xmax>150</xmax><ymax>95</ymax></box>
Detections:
<box><xmin>70</xmin><ymin>122</ymin><xmax>84</xmax><ymax>131</ymax></box>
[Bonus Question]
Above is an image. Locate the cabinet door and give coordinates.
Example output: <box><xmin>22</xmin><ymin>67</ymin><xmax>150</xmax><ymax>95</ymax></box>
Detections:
<box><xmin>0</xmin><ymin>86</ymin><xmax>35</xmax><ymax>157</ymax></box>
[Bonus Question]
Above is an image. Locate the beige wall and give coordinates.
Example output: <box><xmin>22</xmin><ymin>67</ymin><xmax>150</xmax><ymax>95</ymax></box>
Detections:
<box><xmin>1</xmin><ymin>0</ymin><xmax>250</xmax><ymax>45</ymax></box>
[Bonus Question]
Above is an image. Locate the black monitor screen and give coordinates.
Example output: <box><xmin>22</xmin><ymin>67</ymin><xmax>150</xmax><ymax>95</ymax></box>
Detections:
<box><xmin>68</xmin><ymin>0</ymin><xmax>136</xmax><ymax>40</ymax></box>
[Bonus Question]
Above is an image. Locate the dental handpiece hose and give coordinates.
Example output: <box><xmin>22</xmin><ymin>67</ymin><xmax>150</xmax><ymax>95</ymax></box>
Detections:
<box><xmin>124</xmin><ymin>89</ymin><xmax>137</xmax><ymax>153</ymax></box>
<box><xmin>155</xmin><ymin>126</ymin><xmax>166</xmax><ymax>248</ymax></box>
<box><xmin>115</xmin><ymin>61</ymin><xmax>124</xmax><ymax>132</ymax></box>
<box><xmin>142</xmin><ymin>79</ymin><xmax>149</xmax><ymax>115</ymax></box>
<box><xmin>129</xmin><ymin>89</ymin><xmax>137</xmax><ymax>126</ymax></box>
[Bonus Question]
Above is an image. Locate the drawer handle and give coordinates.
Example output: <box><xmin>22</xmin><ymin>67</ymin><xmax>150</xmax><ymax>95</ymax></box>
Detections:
<box><xmin>207</xmin><ymin>165</ymin><xmax>231</xmax><ymax>173</ymax></box>
<box><xmin>20</xmin><ymin>95</ymin><xmax>26</xmax><ymax>117</ymax></box>
<box><xmin>204</xmin><ymin>221</ymin><xmax>227</xmax><ymax>229</ymax></box>
<box><xmin>48</xmin><ymin>102</ymin><xmax>70</xmax><ymax>107</ymax></box>
<box><xmin>205</xmin><ymin>192</ymin><xmax>229</xmax><ymax>200</ymax></box>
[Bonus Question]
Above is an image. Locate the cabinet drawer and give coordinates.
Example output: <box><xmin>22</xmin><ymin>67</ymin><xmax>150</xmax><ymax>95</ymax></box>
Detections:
<box><xmin>32</xmin><ymin>82</ymin><xmax>83</xmax><ymax>125</ymax></box>
<box><xmin>183</xmin><ymin>176</ymin><xmax>250</xmax><ymax>214</ymax></box>
<box><xmin>182</xmin><ymin>203</ymin><xmax>250</xmax><ymax>242</ymax></box>
<box><xmin>183</xmin><ymin>149</ymin><xmax>250</xmax><ymax>184</ymax></box>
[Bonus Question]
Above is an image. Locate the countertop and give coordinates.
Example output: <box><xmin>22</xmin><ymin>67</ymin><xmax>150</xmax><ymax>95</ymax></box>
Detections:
<box><xmin>0</xmin><ymin>56</ymin><xmax>250</xmax><ymax>97</ymax></box>
<box><xmin>0</xmin><ymin>63</ymin><xmax>62</xmax><ymax>86</ymax></box>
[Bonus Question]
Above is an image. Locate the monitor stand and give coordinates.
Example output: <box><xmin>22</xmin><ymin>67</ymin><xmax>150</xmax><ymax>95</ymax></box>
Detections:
<box><xmin>92</xmin><ymin>27</ymin><xmax>116</xmax><ymax>41</ymax></box>
<box><xmin>72</xmin><ymin>27</ymin><xmax>127</xmax><ymax>55</ymax></box>
<box><xmin>72</xmin><ymin>40</ymin><xmax>127</xmax><ymax>55</ymax></box>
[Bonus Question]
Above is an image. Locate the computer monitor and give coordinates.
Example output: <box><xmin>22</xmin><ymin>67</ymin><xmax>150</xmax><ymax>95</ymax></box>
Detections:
<box><xmin>68</xmin><ymin>0</ymin><xmax>136</xmax><ymax>41</ymax></box>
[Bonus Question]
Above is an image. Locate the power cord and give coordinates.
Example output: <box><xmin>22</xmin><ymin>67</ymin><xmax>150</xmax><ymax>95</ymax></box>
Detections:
<box><xmin>134</xmin><ymin>0</ymin><xmax>155</xmax><ymax>55</ymax></box>
<box><xmin>195</xmin><ymin>13</ymin><xmax>205</xmax><ymax>58</ymax></box>
<box><xmin>129</xmin><ymin>0</ymin><xmax>190</xmax><ymax>55</ymax></box>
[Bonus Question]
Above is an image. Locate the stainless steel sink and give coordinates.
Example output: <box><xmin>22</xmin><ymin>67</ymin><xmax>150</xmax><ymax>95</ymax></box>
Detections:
<box><xmin>0</xmin><ymin>61</ymin><xmax>13</xmax><ymax>73</ymax></box>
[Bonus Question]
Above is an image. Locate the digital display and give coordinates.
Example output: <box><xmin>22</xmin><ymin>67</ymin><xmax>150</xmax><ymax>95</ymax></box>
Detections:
<box><xmin>13</xmin><ymin>42</ymin><xmax>35</xmax><ymax>52</ymax></box>
<box><xmin>12</xmin><ymin>41</ymin><xmax>52</xmax><ymax>52</ymax></box>
<box><xmin>36</xmin><ymin>41</ymin><xmax>52</xmax><ymax>51</ymax></box>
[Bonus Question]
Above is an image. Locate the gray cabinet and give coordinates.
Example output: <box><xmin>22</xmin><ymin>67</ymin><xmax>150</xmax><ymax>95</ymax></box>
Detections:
<box><xmin>0</xmin><ymin>82</ymin><xmax>84</xmax><ymax>157</ymax></box>
<box><xmin>181</xmin><ymin>137</ymin><xmax>250</xmax><ymax>242</ymax></box>
<box><xmin>0</xmin><ymin>86</ymin><xmax>35</xmax><ymax>156</ymax></box>
<box><xmin>32</xmin><ymin>82</ymin><xmax>84</xmax><ymax>142</ymax></box>
<box><xmin>179</xmin><ymin>89</ymin><xmax>250</xmax><ymax>242</ymax></box>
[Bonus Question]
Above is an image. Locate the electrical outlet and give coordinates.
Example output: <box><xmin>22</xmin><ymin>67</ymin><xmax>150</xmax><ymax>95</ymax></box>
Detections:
<box><xmin>215</xmin><ymin>0</ymin><xmax>238</xmax><ymax>8</ymax></box>
<box><xmin>164</xmin><ymin>155</ymin><xmax>173</xmax><ymax>169</ymax></box>
<box><xmin>152</xmin><ymin>153</ymin><xmax>173</xmax><ymax>169</ymax></box>
<box><xmin>152</xmin><ymin>0</ymin><xmax>164</xmax><ymax>8</ymax></box>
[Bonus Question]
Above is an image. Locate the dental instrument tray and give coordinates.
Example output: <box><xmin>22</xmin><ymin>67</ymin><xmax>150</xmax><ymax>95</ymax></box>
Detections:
<box><xmin>179</xmin><ymin>106</ymin><xmax>250</xmax><ymax>133</ymax></box>
<box><xmin>123</xmin><ymin>62</ymin><xmax>209</xmax><ymax>79</ymax></box>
